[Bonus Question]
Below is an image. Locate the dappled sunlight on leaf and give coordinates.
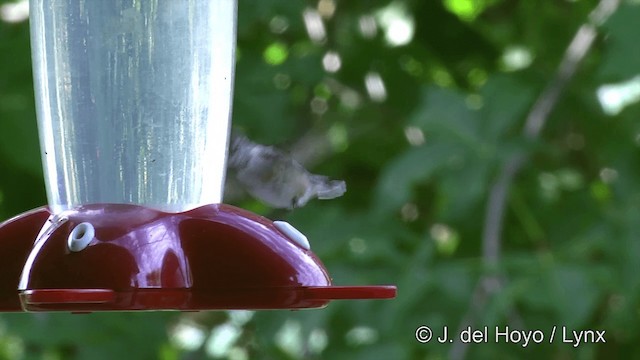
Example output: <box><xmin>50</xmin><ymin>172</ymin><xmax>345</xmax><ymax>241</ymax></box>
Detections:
<box><xmin>597</xmin><ymin>75</ymin><xmax>640</xmax><ymax>115</ymax></box>
<box><xmin>263</xmin><ymin>41</ymin><xmax>289</xmax><ymax>65</ymax></box>
<box><xmin>364</xmin><ymin>71</ymin><xmax>387</xmax><ymax>102</ymax></box>
<box><xmin>375</xmin><ymin>1</ymin><xmax>415</xmax><ymax>46</ymax></box>
<box><xmin>302</xmin><ymin>7</ymin><xmax>326</xmax><ymax>44</ymax></box>
<box><xmin>443</xmin><ymin>0</ymin><xmax>500</xmax><ymax>22</ymax></box>
<box><xmin>0</xmin><ymin>0</ymin><xmax>28</xmax><ymax>24</ymax></box>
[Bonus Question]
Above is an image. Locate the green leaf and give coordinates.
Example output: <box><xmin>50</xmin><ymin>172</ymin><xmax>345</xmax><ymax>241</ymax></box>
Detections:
<box><xmin>374</xmin><ymin>143</ymin><xmax>455</xmax><ymax>213</ymax></box>
<box><xmin>436</xmin><ymin>158</ymin><xmax>491</xmax><ymax>220</ymax></box>
<box><xmin>479</xmin><ymin>75</ymin><xmax>533</xmax><ymax>140</ymax></box>
<box><xmin>0</xmin><ymin>312</ymin><xmax>176</xmax><ymax>359</ymax></box>
<box><xmin>599</xmin><ymin>3</ymin><xmax>640</xmax><ymax>80</ymax></box>
<box><xmin>410</xmin><ymin>86</ymin><xmax>481</xmax><ymax>149</ymax></box>
<box><xmin>551</xmin><ymin>265</ymin><xmax>601</xmax><ymax>329</ymax></box>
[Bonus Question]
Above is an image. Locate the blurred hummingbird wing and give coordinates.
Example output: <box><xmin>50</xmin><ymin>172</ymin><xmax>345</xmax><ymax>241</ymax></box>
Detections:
<box><xmin>228</xmin><ymin>132</ymin><xmax>249</xmax><ymax>169</ymax></box>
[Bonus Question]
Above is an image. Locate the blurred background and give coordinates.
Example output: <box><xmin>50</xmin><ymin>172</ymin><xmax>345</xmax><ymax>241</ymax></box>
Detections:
<box><xmin>1</xmin><ymin>0</ymin><xmax>639</xmax><ymax>358</ymax></box>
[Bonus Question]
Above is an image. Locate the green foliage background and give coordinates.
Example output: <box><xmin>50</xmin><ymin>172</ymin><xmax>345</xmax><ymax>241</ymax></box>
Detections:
<box><xmin>1</xmin><ymin>0</ymin><xmax>640</xmax><ymax>359</ymax></box>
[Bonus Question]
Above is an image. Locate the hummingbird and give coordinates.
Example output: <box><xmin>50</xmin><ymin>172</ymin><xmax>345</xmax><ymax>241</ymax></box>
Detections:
<box><xmin>227</xmin><ymin>132</ymin><xmax>346</xmax><ymax>209</ymax></box>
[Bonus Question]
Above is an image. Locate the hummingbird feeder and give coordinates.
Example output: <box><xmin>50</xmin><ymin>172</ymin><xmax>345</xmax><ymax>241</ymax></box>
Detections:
<box><xmin>0</xmin><ymin>0</ymin><xmax>395</xmax><ymax>312</ymax></box>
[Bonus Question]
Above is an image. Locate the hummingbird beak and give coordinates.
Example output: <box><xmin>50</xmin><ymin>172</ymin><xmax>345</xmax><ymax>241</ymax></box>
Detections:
<box><xmin>314</xmin><ymin>178</ymin><xmax>347</xmax><ymax>200</ymax></box>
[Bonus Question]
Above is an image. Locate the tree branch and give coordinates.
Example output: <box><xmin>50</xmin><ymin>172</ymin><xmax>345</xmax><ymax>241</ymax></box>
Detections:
<box><xmin>450</xmin><ymin>1</ymin><xmax>620</xmax><ymax>359</ymax></box>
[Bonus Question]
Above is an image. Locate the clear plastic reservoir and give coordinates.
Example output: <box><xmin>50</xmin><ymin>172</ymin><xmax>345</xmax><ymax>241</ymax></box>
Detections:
<box><xmin>29</xmin><ymin>0</ymin><xmax>236</xmax><ymax>213</ymax></box>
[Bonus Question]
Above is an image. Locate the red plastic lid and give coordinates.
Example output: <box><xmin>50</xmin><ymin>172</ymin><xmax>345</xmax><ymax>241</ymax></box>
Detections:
<box><xmin>0</xmin><ymin>204</ymin><xmax>396</xmax><ymax>312</ymax></box>
<box><xmin>0</xmin><ymin>207</ymin><xmax>50</xmax><ymax>311</ymax></box>
<box><xmin>20</xmin><ymin>286</ymin><xmax>396</xmax><ymax>311</ymax></box>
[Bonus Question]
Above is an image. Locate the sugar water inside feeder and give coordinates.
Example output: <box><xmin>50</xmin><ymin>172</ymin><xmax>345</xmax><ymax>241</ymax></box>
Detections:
<box><xmin>30</xmin><ymin>0</ymin><xmax>236</xmax><ymax>213</ymax></box>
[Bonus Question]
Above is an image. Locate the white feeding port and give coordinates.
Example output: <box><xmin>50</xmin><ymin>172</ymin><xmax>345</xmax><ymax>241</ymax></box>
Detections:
<box><xmin>68</xmin><ymin>222</ymin><xmax>95</xmax><ymax>252</ymax></box>
<box><xmin>274</xmin><ymin>221</ymin><xmax>310</xmax><ymax>250</ymax></box>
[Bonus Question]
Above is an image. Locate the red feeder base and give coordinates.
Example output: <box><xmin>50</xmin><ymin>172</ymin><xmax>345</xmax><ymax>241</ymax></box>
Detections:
<box><xmin>0</xmin><ymin>204</ymin><xmax>395</xmax><ymax>312</ymax></box>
